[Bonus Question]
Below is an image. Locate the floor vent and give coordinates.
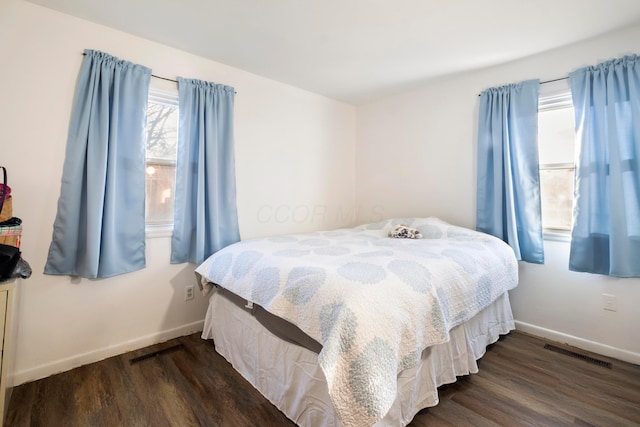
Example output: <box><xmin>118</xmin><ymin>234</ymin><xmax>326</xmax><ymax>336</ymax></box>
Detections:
<box><xmin>544</xmin><ymin>343</ymin><xmax>612</xmax><ymax>369</ymax></box>
<box><xmin>129</xmin><ymin>343</ymin><xmax>184</xmax><ymax>365</ymax></box>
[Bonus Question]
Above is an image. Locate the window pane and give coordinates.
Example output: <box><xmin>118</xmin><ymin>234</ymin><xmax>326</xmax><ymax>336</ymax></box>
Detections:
<box><xmin>538</xmin><ymin>107</ymin><xmax>575</xmax><ymax>164</ymax></box>
<box><xmin>538</xmin><ymin>102</ymin><xmax>576</xmax><ymax>233</ymax></box>
<box><xmin>147</xmin><ymin>103</ymin><xmax>178</xmax><ymax>162</ymax></box>
<box><xmin>540</xmin><ymin>167</ymin><xmax>574</xmax><ymax>231</ymax></box>
<box><xmin>145</xmin><ymin>163</ymin><xmax>175</xmax><ymax>225</ymax></box>
<box><xmin>146</xmin><ymin>96</ymin><xmax>178</xmax><ymax>226</ymax></box>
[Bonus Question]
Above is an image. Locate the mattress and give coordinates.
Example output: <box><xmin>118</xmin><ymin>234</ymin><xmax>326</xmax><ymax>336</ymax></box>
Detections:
<box><xmin>202</xmin><ymin>288</ymin><xmax>515</xmax><ymax>427</ymax></box>
<box><xmin>215</xmin><ymin>285</ymin><xmax>322</xmax><ymax>353</ymax></box>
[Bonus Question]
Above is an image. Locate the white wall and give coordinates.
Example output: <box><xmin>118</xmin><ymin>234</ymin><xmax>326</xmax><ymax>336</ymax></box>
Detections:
<box><xmin>0</xmin><ymin>0</ymin><xmax>356</xmax><ymax>384</ymax></box>
<box><xmin>356</xmin><ymin>24</ymin><xmax>640</xmax><ymax>363</ymax></box>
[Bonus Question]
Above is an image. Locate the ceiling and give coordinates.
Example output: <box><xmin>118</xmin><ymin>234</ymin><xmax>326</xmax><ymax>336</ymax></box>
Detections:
<box><xmin>24</xmin><ymin>0</ymin><xmax>640</xmax><ymax>104</ymax></box>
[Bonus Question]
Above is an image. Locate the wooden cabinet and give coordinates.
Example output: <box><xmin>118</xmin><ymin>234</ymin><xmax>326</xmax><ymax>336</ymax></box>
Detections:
<box><xmin>0</xmin><ymin>281</ymin><xmax>15</xmax><ymax>427</ymax></box>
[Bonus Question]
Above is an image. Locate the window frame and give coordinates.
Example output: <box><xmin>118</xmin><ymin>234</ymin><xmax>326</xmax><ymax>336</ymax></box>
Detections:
<box><xmin>538</xmin><ymin>81</ymin><xmax>575</xmax><ymax>242</ymax></box>
<box><xmin>145</xmin><ymin>88</ymin><xmax>179</xmax><ymax>238</ymax></box>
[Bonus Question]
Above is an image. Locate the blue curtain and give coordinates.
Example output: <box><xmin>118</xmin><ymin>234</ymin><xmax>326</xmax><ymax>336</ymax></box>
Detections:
<box><xmin>44</xmin><ymin>50</ymin><xmax>151</xmax><ymax>278</ymax></box>
<box><xmin>569</xmin><ymin>55</ymin><xmax>640</xmax><ymax>277</ymax></box>
<box><xmin>476</xmin><ymin>79</ymin><xmax>544</xmax><ymax>263</ymax></box>
<box><xmin>171</xmin><ymin>78</ymin><xmax>240</xmax><ymax>264</ymax></box>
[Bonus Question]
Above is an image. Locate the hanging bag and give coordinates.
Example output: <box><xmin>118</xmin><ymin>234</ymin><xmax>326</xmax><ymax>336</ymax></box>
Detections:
<box><xmin>0</xmin><ymin>166</ymin><xmax>12</xmax><ymax>222</ymax></box>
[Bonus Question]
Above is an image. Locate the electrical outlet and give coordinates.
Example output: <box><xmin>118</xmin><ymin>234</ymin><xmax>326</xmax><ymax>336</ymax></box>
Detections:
<box><xmin>602</xmin><ymin>293</ymin><xmax>617</xmax><ymax>312</ymax></box>
<box><xmin>185</xmin><ymin>285</ymin><xmax>195</xmax><ymax>301</ymax></box>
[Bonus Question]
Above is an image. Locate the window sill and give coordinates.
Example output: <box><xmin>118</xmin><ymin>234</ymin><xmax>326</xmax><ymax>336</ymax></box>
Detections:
<box><xmin>543</xmin><ymin>230</ymin><xmax>571</xmax><ymax>243</ymax></box>
<box><xmin>146</xmin><ymin>224</ymin><xmax>173</xmax><ymax>239</ymax></box>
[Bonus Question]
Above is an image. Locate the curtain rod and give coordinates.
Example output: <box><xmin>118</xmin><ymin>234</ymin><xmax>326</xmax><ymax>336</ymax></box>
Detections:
<box><xmin>478</xmin><ymin>76</ymin><xmax>568</xmax><ymax>96</ymax></box>
<box><xmin>80</xmin><ymin>52</ymin><xmax>237</xmax><ymax>93</ymax></box>
<box><xmin>151</xmin><ymin>74</ymin><xmax>178</xmax><ymax>83</ymax></box>
<box><xmin>540</xmin><ymin>76</ymin><xmax>569</xmax><ymax>85</ymax></box>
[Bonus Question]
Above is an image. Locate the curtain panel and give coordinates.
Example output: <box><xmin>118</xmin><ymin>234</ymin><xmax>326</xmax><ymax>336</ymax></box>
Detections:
<box><xmin>171</xmin><ymin>78</ymin><xmax>240</xmax><ymax>264</ymax></box>
<box><xmin>44</xmin><ymin>49</ymin><xmax>151</xmax><ymax>278</ymax></box>
<box><xmin>476</xmin><ymin>79</ymin><xmax>544</xmax><ymax>264</ymax></box>
<box><xmin>569</xmin><ymin>55</ymin><xmax>640</xmax><ymax>277</ymax></box>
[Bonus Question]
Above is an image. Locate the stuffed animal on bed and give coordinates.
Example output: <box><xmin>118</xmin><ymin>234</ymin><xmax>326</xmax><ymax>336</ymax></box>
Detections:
<box><xmin>388</xmin><ymin>224</ymin><xmax>423</xmax><ymax>239</ymax></box>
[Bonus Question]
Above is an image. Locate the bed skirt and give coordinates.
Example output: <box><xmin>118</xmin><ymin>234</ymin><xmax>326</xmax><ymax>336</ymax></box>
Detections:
<box><xmin>202</xmin><ymin>290</ymin><xmax>515</xmax><ymax>426</ymax></box>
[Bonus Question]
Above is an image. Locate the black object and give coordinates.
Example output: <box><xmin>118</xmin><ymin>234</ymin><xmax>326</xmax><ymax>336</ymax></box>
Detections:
<box><xmin>0</xmin><ymin>217</ymin><xmax>21</xmax><ymax>227</ymax></box>
<box><xmin>0</xmin><ymin>243</ymin><xmax>20</xmax><ymax>279</ymax></box>
<box><xmin>13</xmin><ymin>257</ymin><xmax>31</xmax><ymax>279</ymax></box>
<box><xmin>0</xmin><ymin>166</ymin><xmax>7</xmax><ymax>214</ymax></box>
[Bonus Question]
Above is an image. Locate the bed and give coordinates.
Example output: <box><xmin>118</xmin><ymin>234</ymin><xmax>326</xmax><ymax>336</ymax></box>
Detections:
<box><xmin>195</xmin><ymin>217</ymin><xmax>518</xmax><ymax>427</ymax></box>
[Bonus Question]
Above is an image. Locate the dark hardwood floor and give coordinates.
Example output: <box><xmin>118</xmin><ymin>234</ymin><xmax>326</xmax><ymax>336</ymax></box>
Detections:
<box><xmin>5</xmin><ymin>331</ymin><xmax>640</xmax><ymax>426</ymax></box>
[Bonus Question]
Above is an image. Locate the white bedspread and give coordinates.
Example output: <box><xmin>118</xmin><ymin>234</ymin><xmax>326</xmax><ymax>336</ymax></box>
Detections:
<box><xmin>195</xmin><ymin>217</ymin><xmax>518</xmax><ymax>427</ymax></box>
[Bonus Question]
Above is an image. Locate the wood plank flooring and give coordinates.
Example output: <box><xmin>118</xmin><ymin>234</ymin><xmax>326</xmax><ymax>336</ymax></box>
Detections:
<box><xmin>5</xmin><ymin>331</ymin><xmax>640</xmax><ymax>426</ymax></box>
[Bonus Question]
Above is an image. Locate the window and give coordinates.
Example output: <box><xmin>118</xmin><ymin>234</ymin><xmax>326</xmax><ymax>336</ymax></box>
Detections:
<box><xmin>146</xmin><ymin>89</ymin><xmax>178</xmax><ymax>228</ymax></box>
<box><xmin>537</xmin><ymin>81</ymin><xmax>576</xmax><ymax>236</ymax></box>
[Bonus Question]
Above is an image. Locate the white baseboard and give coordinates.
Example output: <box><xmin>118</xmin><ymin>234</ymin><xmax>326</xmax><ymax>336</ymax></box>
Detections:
<box><xmin>12</xmin><ymin>320</ymin><xmax>638</xmax><ymax>387</ymax></box>
<box><xmin>10</xmin><ymin>320</ymin><xmax>205</xmax><ymax>387</ymax></box>
<box><xmin>515</xmin><ymin>321</ymin><xmax>640</xmax><ymax>366</ymax></box>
